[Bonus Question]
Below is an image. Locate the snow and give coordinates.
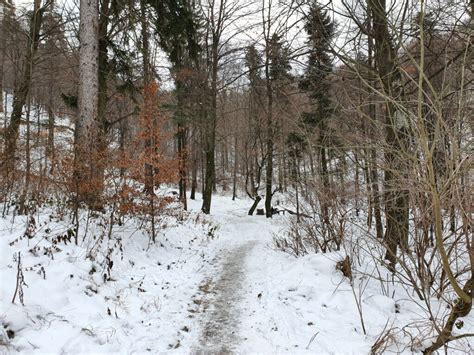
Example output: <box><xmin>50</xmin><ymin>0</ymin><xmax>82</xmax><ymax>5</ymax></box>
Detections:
<box><xmin>1</xmin><ymin>194</ymin><xmax>473</xmax><ymax>353</ymax></box>
<box><xmin>0</xmin><ymin>201</ymin><xmax>219</xmax><ymax>353</ymax></box>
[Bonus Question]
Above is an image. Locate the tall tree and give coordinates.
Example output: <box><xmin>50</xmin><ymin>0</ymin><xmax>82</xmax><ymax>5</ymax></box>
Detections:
<box><xmin>75</xmin><ymin>0</ymin><xmax>99</xmax><ymax>206</ymax></box>
<box><xmin>199</xmin><ymin>0</ymin><xmax>242</xmax><ymax>214</ymax></box>
<box><xmin>200</xmin><ymin>0</ymin><xmax>225</xmax><ymax>214</ymax></box>
<box><xmin>244</xmin><ymin>44</ymin><xmax>265</xmax><ymax>215</ymax></box>
<box><xmin>299</xmin><ymin>1</ymin><xmax>335</xmax><ymax>228</ymax></box>
<box><xmin>367</xmin><ymin>0</ymin><xmax>410</xmax><ymax>269</ymax></box>
<box><xmin>0</xmin><ymin>0</ymin><xmax>14</xmax><ymax>115</ymax></box>
<box><xmin>365</xmin><ymin>10</ymin><xmax>384</xmax><ymax>240</ymax></box>
<box><xmin>2</xmin><ymin>0</ymin><xmax>51</xmax><ymax>180</ymax></box>
<box><xmin>149</xmin><ymin>0</ymin><xmax>200</xmax><ymax>209</ymax></box>
<box><xmin>264</xmin><ymin>33</ymin><xmax>291</xmax><ymax>218</ymax></box>
<box><xmin>93</xmin><ymin>0</ymin><xmax>112</xmax><ymax>200</ymax></box>
<box><xmin>140</xmin><ymin>0</ymin><xmax>153</xmax><ymax>195</ymax></box>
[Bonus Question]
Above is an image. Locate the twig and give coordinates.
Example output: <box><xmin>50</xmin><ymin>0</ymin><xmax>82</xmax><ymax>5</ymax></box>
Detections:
<box><xmin>306</xmin><ymin>331</ymin><xmax>319</xmax><ymax>350</ymax></box>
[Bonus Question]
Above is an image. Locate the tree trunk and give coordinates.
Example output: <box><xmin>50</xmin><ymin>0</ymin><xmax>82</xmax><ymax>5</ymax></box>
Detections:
<box><xmin>93</xmin><ymin>0</ymin><xmax>111</xmax><ymax>203</ymax></box>
<box><xmin>0</xmin><ymin>28</ymin><xmax>4</xmax><ymax>115</ymax></box>
<box><xmin>367</xmin><ymin>18</ymin><xmax>383</xmax><ymax>240</ymax></box>
<box><xmin>202</xmin><ymin>125</ymin><xmax>215</xmax><ymax>213</ymax></box>
<box><xmin>18</xmin><ymin>96</ymin><xmax>32</xmax><ymax>214</ymax></box>
<box><xmin>75</xmin><ymin>0</ymin><xmax>99</xmax><ymax>206</ymax></box>
<box><xmin>200</xmin><ymin>140</ymin><xmax>205</xmax><ymax>195</ymax></box>
<box><xmin>201</xmin><ymin>42</ymin><xmax>218</xmax><ymax>214</ymax></box>
<box><xmin>295</xmin><ymin>157</ymin><xmax>300</xmax><ymax>222</ymax></box>
<box><xmin>264</xmin><ymin>54</ymin><xmax>274</xmax><ymax>218</ymax></box>
<box><xmin>175</xmin><ymin>71</ymin><xmax>188</xmax><ymax>209</ymax></box>
<box><xmin>140</xmin><ymin>0</ymin><xmax>154</xmax><ymax>195</ymax></box>
<box><xmin>248</xmin><ymin>195</ymin><xmax>262</xmax><ymax>216</ymax></box>
<box><xmin>190</xmin><ymin>131</ymin><xmax>198</xmax><ymax>200</ymax></box>
<box><xmin>319</xmin><ymin>120</ymin><xmax>330</xmax><ymax>231</ymax></box>
<box><xmin>232</xmin><ymin>134</ymin><xmax>238</xmax><ymax>200</ymax></box>
<box><xmin>370</xmin><ymin>148</ymin><xmax>383</xmax><ymax>239</ymax></box>
<box><xmin>368</xmin><ymin>0</ymin><xmax>409</xmax><ymax>270</ymax></box>
<box><xmin>46</xmin><ymin>93</ymin><xmax>55</xmax><ymax>173</ymax></box>
<box><xmin>3</xmin><ymin>0</ymin><xmax>47</xmax><ymax>176</ymax></box>
<box><xmin>177</xmin><ymin>121</ymin><xmax>188</xmax><ymax>209</ymax></box>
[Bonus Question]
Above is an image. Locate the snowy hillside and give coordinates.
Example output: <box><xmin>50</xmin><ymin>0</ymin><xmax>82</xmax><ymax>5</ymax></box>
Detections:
<box><xmin>1</xmin><ymin>194</ymin><xmax>472</xmax><ymax>354</ymax></box>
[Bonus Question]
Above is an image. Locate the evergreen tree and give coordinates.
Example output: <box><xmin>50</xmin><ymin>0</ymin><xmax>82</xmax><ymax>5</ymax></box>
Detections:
<box><xmin>245</xmin><ymin>44</ymin><xmax>262</xmax><ymax>91</ymax></box>
<box><xmin>269</xmin><ymin>33</ymin><xmax>292</xmax><ymax>102</ymax></box>
<box><xmin>300</xmin><ymin>1</ymin><xmax>335</xmax><ymax>126</ymax></box>
<box><xmin>148</xmin><ymin>0</ymin><xmax>201</xmax><ymax>209</ymax></box>
<box><xmin>300</xmin><ymin>1</ymin><xmax>335</xmax><ymax>234</ymax></box>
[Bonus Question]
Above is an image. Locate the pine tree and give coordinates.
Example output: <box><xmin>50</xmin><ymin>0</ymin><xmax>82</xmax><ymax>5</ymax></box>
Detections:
<box><xmin>300</xmin><ymin>2</ymin><xmax>335</xmax><ymax>124</ymax></box>
<box><xmin>300</xmin><ymin>1</ymin><xmax>335</xmax><ymax>234</ymax></box>
<box><xmin>269</xmin><ymin>33</ymin><xmax>292</xmax><ymax>102</ymax></box>
<box><xmin>148</xmin><ymin>0</ymin><xmax>200</xmax><ymax>209</ymax></box>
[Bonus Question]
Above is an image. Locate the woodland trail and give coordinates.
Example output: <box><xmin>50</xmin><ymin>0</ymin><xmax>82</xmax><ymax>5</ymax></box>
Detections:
<box><xmin>191</xmin><ymin>202</ymin><xmax>271</xmax><ymax>354</ymax></box>
<box><xmin>194</xmin><ymin>240</ymin><xmax>257</xmax><ymax>354</ymax></box>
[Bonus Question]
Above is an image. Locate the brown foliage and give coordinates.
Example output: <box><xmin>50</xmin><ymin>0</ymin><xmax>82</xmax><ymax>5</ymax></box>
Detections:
<box><xmin>132</xmin><ymin>81</ymin><xmax>178</xmax><ymax>188</ymax></box>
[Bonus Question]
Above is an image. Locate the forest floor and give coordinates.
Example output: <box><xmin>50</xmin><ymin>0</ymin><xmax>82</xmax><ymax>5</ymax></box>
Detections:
<box><xmin>187</xmin><ymin>197</ymin><xmax>378</xmax><ymax>354</ymax></box>
<box><xmin>1</xmin><ymin>194</ymin><xmax>473</xmax><ymax>354</ymax></box>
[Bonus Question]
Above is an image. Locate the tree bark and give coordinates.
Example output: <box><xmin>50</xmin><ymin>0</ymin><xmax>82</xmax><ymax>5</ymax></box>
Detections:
<box><xmin>75</xmin><ymin>0</ymin><xmax>99</xmax><ymax>206</ymax></box>
<box><xmin>368</xmin><ymin>0</ymin><xmax>409</xmax><ymax>270</ymax></box>
<box><xmin>248</xmin><ymin>195</ymin><xmax>262</xmax><ymax>216</ymax></box>
<box><xmin>175</xmin><ymin>74</ymin><xmax>188</xmax><ymax>209</ymax></box>
<box><xmin>141</xmin><ymin>0</ymin><xmax>154</xmax><ymax>195</ymax></box>
<box><xmin>190</xmin><ymin>130</ymin><xmax>198</xmax><ymax>200</ymax></box>
<box><xmin>319</xmin><ymin>111</ymin><xmax>331</xmax><ymax>231</ymax></box>
<box><xmin>0</xmin><ymin>22</ymin><xmax>4</xmax><ymax>115</ymax></box>
<box><xmin>93</xmin><ymin>0</ymin><xmax>111</xmax><ymax>203</ymax></box>
<box><xmin>177</xmin><ymin>119</ymin><xmax>188</xmax><ymax>209</ymax></box>
<box><xmin>201</xmin><ymin>41</ymin><xmax>218</xmax><ymax>214</ymax></box>
<box><xmin>264</xmin><ymin>45</ymin><xmax>274</xmax><ymax>218</ymax></box>
<box><xmin>232</xmin><ymin>134</ymin><xmax>238</xmax><ymax>200</ymax></box>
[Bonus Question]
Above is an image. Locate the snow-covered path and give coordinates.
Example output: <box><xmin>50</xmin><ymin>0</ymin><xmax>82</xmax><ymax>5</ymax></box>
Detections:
<box><xmin>194</xmin><ymin>240</ymin><xmax>257</xmax><ymax>353</ymax></box>
<box><xmin>188</xmin><ymin>197</ymin><xmax>284</xmax><ymax>354</ymax></box>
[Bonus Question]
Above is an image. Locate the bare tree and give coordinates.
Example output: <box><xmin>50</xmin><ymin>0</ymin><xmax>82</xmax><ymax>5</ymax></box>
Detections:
<box><xmin>2</xmin><ymin>0</ymin><xmax>52</xmax><ymax>182</ymax></box>
<box><xmin>199</xmin><ymin>0</ymin><xmax>251</xmax><ymax>214</ymax></box>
